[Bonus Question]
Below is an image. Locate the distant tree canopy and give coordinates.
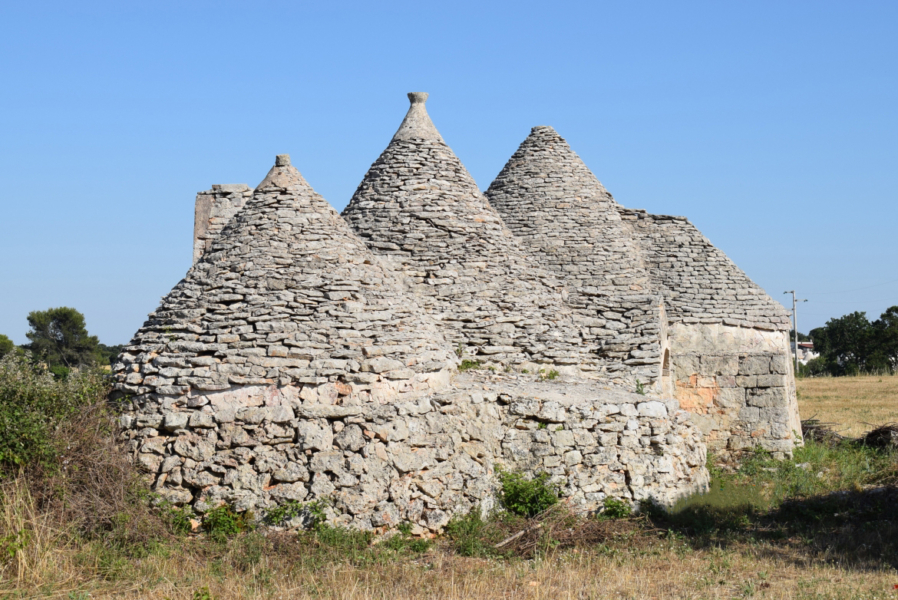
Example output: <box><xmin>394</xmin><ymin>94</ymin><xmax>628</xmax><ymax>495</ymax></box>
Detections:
<box><xmin>97</xmin><ymin>343</ymin><xmax>125</xmax><ymax>367</ymax></box>
<box><xmin>789</xmin><ymin>330</ymin><xmax>810</xmax><ymax>342</ymax></box>
<box><xmin>809</xmin><ymin>306</ymin><xmax>898</xmax><ymax>375</ymax></box>
<box><xmin>0</xmin><ymin>335</ymin><xmax>15</xmax><ymax>359</ymax></box>
<box><xmin>24</xmin><ymin>307</ymin><xmax>100</xmax><ymax>371</ymax></box>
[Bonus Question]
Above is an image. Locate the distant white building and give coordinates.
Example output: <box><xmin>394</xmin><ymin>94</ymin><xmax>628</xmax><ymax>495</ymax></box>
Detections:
<box><xmin>791</xmin><ymin>341</ymin><xmax>819</xmax><ymax>364</ymax></box>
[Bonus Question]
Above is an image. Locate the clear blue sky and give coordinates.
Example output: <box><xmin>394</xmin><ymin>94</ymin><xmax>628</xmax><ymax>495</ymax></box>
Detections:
<box><xmin>1</xmin><ymin>1</ymin><xmax>896</xmax><ymax>345</ymax></box>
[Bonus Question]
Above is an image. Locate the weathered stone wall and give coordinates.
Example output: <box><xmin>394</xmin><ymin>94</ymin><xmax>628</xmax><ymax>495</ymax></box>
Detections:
<box><xmin>118</xmin><ymin>373</ymin><xmax>709</xmax><ymax>532</ymax></box>
<box><xmin>668</xmin><ymin>323</ymin><xmax>801</xmax><ymax>459</ymax></box>
<box><xmin>193</xmin><ymin>184</ymin><xmax>253</xmax><ymax>264</ymax></box>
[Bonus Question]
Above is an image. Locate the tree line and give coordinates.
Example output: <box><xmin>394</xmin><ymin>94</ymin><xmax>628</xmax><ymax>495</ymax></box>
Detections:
<box><xmin>0</xmin><ymin>307</ymin><xmax>122</xmax><ymax>378</ymax></box>
<box><xmin>805</xmin><ymin>306</ymin><xmax>898</xmax><ymax>376</ymax></box>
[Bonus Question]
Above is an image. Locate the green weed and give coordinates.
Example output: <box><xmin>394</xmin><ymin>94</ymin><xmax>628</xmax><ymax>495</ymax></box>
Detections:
<box><xmin>458</xmin><ymin>359</ymin><xmax>482</xmax><ymax>372</ymax></box>
<box><xmin>497</xmin><ymin>468</ymin><xmax>559</xmax><ymax>517</ymax></box>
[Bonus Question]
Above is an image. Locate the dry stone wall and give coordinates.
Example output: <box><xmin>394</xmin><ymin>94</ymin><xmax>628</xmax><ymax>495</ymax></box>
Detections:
<box><xmin>485</xmin><ymin>126</ymin><xmax>668</xmax><ymax>389</ymax></box>
<box><xmin>117</xmin><ymin>372</ymin><xmax>709</xmax><ymax>531</ymax></box>
<box><xmin>343</xmin><ymin>94</ymin><xmax>592</xmax><ymax>375</ymax></box>
<box><xmin>193</xmin><ymin>184</ymin><xmax>253</xmax><ymax>264</ymax></box>
<box><xmin>668</xmin><ymin>323</ymin><xmax>802</xmax><ymax>459</ymax></box>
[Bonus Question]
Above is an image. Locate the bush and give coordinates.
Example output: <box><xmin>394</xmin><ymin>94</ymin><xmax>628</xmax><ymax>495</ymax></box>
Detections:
<box><xmin>599</xmin><ymin>497</ymin><xmax>632</xmax><ymax>519</ymax></box>
<box><xmin>203</xmin><ymin>505</ymin><xmax>253</xmax><ymax>542</ymax></box>
<box><xmin>497</xmin><ymin>469</ymin><xmax>560</xmax><ymax>517</ymax></box>
<box><xmin>458</xmin><ymin>359</ymin><xmax>482</xmax><ymax>372</ymax></box>
<box><xmin>0</xmin><ymin>353</ymin><xmax>109</xmax><ymax>473</ymax></box>
<box><xmin>0</xmin><ymin>335</ymin><xmax>14</xmax><ymax>359</ymax></box>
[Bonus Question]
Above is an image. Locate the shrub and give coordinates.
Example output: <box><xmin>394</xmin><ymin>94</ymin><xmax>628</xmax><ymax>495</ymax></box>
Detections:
<box><xmin>265</xmin><ymin>498</ymin><xmax>327</xmax><ymax>528</ymax></box>
<box><xmin>0</xmin><ymin>353</ymin><xmax>109</xmax><ymax>473</ymax></box>
<box><xmin>162</xmin><ymin>503</ymin><xmax>195</xmax><ymax>535</ymax></box>
<box><xmin>0</xmin><ymin>335</ymin><xmax>14</xmax><ymax>359</ymax></box>
<box><xmin>203</xmin><ymin>505</ymin><xmax>253</xmax><ymax>542</ymax></box>
<box><xmin>458</xmin><ymin>359</ymin><xmax>482</xmax><ymax>372</ymax></box>
<box><xmin>497</xmin><ymin>469</ymin><xmax>560</xmax><ymax>517</ymax></box>
<box><xmin>599</xmin><ymin>497</ymin><xmax>632</xmax><ymax>519</ymax></box>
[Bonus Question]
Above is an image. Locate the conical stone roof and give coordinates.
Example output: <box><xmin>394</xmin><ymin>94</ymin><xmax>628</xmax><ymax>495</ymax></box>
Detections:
<box><xmin>617</xmin><ymin>208</ymin><xmax>792</xmax><ymax>331</ymax></box>
<box><xmin>113</xmin><ymin>154</ymin><xmax>456</xmax><ymax>405</ymax></box>
<box><xmin>342</xmin><ymin>93</ymin><xmax>588</xmax><ymax>371</ymax></box>
<box><xmin>485</xmin><ymin>126</ymin><xmax>666</xmax><ymax>384</ymax></box>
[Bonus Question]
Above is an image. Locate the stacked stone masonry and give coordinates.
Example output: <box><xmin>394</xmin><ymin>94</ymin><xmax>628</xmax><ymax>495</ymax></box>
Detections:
<box><xmin>193</xmin><ymin>184</ymin><xmax>253</xmax><ymax>264</ymax></box>
<box><xmin>485</xmin><ymin>126</ymin><xmax>669</xmax><ymax>389</ymax></box>
<box><xmin>114</xmin><ymin>154</ymin><xmax>457</xmax><ymax>410</ymax></box>
<box><xmin>113</xmin><ymin>91</ymin><xmax>802</xmax><ymax>531</ymax></box>
<box><xmin>483</xmin><ymin>125</ymin><xmax>799</xmax><ymax>459</ymax></box>
<box><xmin>117</xmin><ymin>372</ymin><xmax>709</xmax><ymax>532</ymax></box>
<box><xmin>342</xmin><ymin>93</ymin><xmax>592</xmax><ymax>375</ymax></box>
<box><xmin>617</xmin><ymin>209</ymin><xmax>800</xmax><ymax>458</ymax></box>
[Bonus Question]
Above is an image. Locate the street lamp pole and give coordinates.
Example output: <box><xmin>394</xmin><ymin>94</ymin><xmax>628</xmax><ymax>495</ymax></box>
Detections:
<box><xmin>783</xmin><ymin>291</ymin><xmax>808</xmax><ymax>375</ymax></box>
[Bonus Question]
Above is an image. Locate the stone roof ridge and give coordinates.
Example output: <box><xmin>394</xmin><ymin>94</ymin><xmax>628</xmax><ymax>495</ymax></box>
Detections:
<box><xmin>391</xmin><ymin>92</ymin><xmax>444</xmax><ymax>143</ymax></box>
<box><xmin>618</xmin><ymin>207</ymin><xmax>689</xmax><ymax>221</ymax></box>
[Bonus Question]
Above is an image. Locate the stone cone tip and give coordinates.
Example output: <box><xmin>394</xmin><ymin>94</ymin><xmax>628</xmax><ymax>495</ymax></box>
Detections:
<box><xmin>256</xmin><ymin>153</ymin><xmax>308</xmax><ymax>191</ymax></box>
<box><xmin>392</xmin><ymin>92</ymin><xmax>443</xmax><ymax>143</ymax></box>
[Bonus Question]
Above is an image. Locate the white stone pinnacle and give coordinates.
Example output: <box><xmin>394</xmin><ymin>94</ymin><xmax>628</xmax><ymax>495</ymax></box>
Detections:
<box><xmin>391</xmin><ymin>92</ymin><xmax>444</xmax><ymax>142</ymax></box>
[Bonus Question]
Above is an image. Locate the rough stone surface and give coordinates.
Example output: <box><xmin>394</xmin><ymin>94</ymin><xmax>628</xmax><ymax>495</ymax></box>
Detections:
<box><xmin>485</xmin><ymin>126</ymin><xmax>669</xmax><ymax>389</ymax></box>
<box><xmin>114</xmin><ymin>154</ymin><xmax>457</xmax><ymax>408</ymax></box>
<box><xmin>667</xmin><ymin>323</ymin><xmax>802</xmax><ymax>459</ymax></box>
<box><xmin>342</xmin><ymin>95</ymin><xmax>592</xmax><ymax>374</ymax></box>
<box><xmin>193</xmin><ymin>184</ymin><xmax>253</xmax><ymax>264</ymax></box>
<box><xmin>118</xmin><ymin>372</ymin><xmax>709</xmax><ymax>531</ymax></box>
<box><xmin>485</xmin><ymin>126</ymin><xmax>800</xmax><ymax>458</ymax></box>
<box><xmin>618</xmin><ymin>209</ymin><xmax>792</xmax><ymax>331</ymax></box>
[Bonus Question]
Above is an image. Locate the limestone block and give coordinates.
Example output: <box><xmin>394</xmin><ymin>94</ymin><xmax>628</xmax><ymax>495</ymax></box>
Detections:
<box><xmin>739</xmin><ymin>356</ymin><xmax>770</xmax><ymax>376</ymax></box>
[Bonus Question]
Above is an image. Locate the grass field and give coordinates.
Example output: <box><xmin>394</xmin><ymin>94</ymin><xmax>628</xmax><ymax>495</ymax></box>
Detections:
<box><xmin>797</xmin><ymin>374</ymin><xmax>898</xmax><ymax>437</ymax></box>
<box><xmin>2</xmin><ymin>366</ymin><xmax>897</xmax><ymax>599</ymax></box>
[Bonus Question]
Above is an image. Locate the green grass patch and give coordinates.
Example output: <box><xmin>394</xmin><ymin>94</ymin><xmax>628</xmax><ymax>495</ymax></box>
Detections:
<box><xmin>458</xmin><ymin>359</ymin><xmax>482</xmax><ymax>372</ymax></box>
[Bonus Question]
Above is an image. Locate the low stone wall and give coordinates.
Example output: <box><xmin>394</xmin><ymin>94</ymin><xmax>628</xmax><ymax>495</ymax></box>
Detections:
<box><xmin>118</xmin><ymin>374</ymin><xmax>709</xmax><ymax>532</ymax></box>
<box><xmin>668</xmin><ymin>323</ymin><xmax>802</xmax><ymax>460</ymax></box>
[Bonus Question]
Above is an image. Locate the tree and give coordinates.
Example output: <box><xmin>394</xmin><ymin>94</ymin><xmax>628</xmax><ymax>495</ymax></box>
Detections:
<box><xmin>789</xmin><ymin>330</ymin><xmax>810</xmax><ymax>342</ymax></box>
<box><xmin>96</xmin><ymin>343</ymin><xmax>125</xmax><ymax>367</ymax></box>
<box><xmin>24</xmin><ymin>307</ymin><xmax>99</xmax><ymax>370</ymax></box>
<box><xmin>810</xmin><ymin>311</ymin><xmax>872</xmax><ymax>375</ymax></box>
<box><xmin>0</xmin><ymin>335</ymin><xmax>14</xmax><ymax>359</ymax></box>
<box><xmin>870</xmin><ymin>306</ymin><xmax>898</xmax><ymax>373</ymax></box>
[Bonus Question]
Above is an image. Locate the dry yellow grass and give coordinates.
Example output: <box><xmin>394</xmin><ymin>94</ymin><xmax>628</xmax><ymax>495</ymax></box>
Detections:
<box><xmin>797</xmin><ymin>374</ymin><xmax>898</xmax><ymax>437</ymax></box>
<box><xmin>2</xmin><ymin>532</ymin><xmax>897</xmax><ymax>600</ymax></box>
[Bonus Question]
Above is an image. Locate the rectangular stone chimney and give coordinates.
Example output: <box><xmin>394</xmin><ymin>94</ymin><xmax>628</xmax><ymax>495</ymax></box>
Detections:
<box><xmin>193</xmin><ymin>184</ymin><xmax>253</xmax><ymax>264</ymax></box>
